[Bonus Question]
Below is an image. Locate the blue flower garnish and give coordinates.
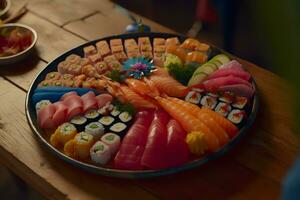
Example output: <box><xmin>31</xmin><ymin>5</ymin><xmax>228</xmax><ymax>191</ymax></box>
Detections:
<box><xmin>123</xmin><ymin>57</ymin><xmax>155</xmax><ymax>79</ymax></box>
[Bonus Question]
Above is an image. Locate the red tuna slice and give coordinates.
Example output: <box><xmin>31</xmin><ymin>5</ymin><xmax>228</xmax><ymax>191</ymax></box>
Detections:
<box><xmin>60</xmin><ymin>91</ymin><xmax>77</xmax><ymax>101</ymax></box>
<box><xmin>134</xmin><ymin>109</ymin><xmax>154</xmax><ymax>127</ymax></box>
<box><xmin>218</xmin><ymin>84</ymin><xmax>255</xmax><ymax>98</ymax></box>
<box><xmin>52</xmin><ymin>102</ymin><xmax>68</xmax><ymax>127</ymax></box>
<box><xmin>81</xmin><ymin>91</ymin><xmax>96</xmax><ymax>101</ymax></box>
<box><xmin>141</xmin><ymin>110</ymin><xmax>170</xmax><ymax>170</ymax></box>
<box><xmin>208</xmin><ymin>68</ymin><xmax>251</xmax><ymax>81</ymax></box>
<box><xmin>114</xmin><ymin>110</ymin><xmax>154</xmax><ymax>170</ymax></box>
<box><xmin>166</xmin><ymin>119</ymin><xmax>189</xmax><ymax>168</ymax></box>
<box><xmin>38</xmin><ymin>104</ymin><xmax>56</xmax><ymax>129</ymax></box>
<box><xmin>219</xmin><ymin>60</ymin><xmax>243</xmax><ymax>70</ymax></box>
<box><xmin>95</xmin><ymin>93</ymin><xmax>113</xmax><ymax>108</ymax></box>
<box><xmin>62</xmin><ymin>95</ymin><xmax>83</xmax><ymax>119</ymax></box>
<box><xmin>114</xmin><ymin>144</ymin><xmax>145</xmax><ymax>170</ymax></box>
<box><xmin>81</xmin><ymin>92</ymin><xmax>98</xmax><ymax>113</ymax></box>
<box><xmin>203</xmin><ymin>75</ymin><xmax>252</xmax><ymax>91</ymax></box>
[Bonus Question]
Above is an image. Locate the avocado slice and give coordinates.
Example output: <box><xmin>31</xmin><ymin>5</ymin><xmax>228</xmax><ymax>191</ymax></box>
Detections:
<box><xmin>210</xmin><ymin>54</ymin><xmax>230</xmax><ymax>66</ymax></box>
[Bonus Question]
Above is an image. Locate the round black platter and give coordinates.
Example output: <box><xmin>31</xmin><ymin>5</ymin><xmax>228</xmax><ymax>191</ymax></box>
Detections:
<box><xmin>25</xmin><ymin>32</ymin><xmax>259</xmax><ymax>178</ymax></box>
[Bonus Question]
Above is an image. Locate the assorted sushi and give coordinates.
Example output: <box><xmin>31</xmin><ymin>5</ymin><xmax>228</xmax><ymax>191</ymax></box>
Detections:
<box><xmin>33</xmin><ymin>36</ymin><xmax>256</xmax><ymax>171</ymax></box>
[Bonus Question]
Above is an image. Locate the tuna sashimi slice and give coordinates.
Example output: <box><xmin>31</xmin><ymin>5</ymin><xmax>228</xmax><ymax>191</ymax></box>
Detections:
<box><xmin>114</xmin><ymin>110</ymin><xmax>154</xmax><ymax>170</ymax></box>
<box><xmin>114</xmin><ymin>144</ymin><xmax>145</xmax><ymax>170</ymax></box>
<box><xmin>60</xmin><ymin>91</ymin><xmax>77</xmax><ymax>101</ymax></box>
<box><xmin>95</xmin><ymin>94</ymin><xmax>113</xmax><ymax>108</ymax></box>
<box><xmin>38</xmin><ymin>104</ymin><xmax>56</xmax><ymax>129</ymax></box>
<box><xmin>141</xmin><ymin>110</ymin><xmax>169</xmax><ymax>169</ymax></box>
<box><xmin>81</xmin><ymin>92</ymin><xmax>98</xmax><ymax>113</ymax></box>
<box><xmin>166</xmin><ymin>119</ymin><xmax>189</xmax><ymax>168</ymax></box>
<box><xmin>218</xmin><ymin>84</ymin><xmax>255</xmax><ymax>98</ymax></box>
<box><xmin>203</xmin><ymin>75</ymin><xmax>252</xmax><ymax>91</ymax></box>
<box><xmin>81</xmin><ymin>91</ymin><xmax>96</xmax><ymax>101</ymax></box>
<box><xmin>208</xmin><ymin>68</ymin><xmax>251</xmax><ymax>81</ymax></box>
<box><xmin>62</xmin><ymin>95</ymin><xmax>83</xmax><ymax>119</ymax></box>
<box><xmin>52</xmin><ymin>102</ymin><xmax>68</xmax><ymax>127</ymax></box>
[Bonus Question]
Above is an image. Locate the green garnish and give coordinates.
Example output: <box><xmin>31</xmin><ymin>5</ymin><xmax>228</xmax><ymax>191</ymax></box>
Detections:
<box><xmin>113</xmin><ymin>100</ymin><xmax>136</xmax><ymax>116</ymax></box>
<box><xmin>94</xmin><ymin>145</ymin><xmax>104</xmax><ymax>152</ymax></box>
<box><xmin>108</xmin><ymin>69</ymin><xmax>125</xmax><ymax>83</ymax></box>
<box><xmin>90</xmin><ymin>124</ymin><xmax>99</xmax><ymax>129</ymax></box>
<box><xmin>80</xmin><ymin>134</ymin><xmax>89</xmax><ymax>141</ymax></box>
<box><xmin>105</xmin><ymin>134</ymin><xmax>115</xmax><ymax>141</ymax></box>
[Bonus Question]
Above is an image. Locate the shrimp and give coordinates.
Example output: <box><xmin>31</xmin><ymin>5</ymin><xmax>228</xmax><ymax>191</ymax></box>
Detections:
<box><xmin>154</xmin><ymin>96</ymin><xmax>219</xmax><ymax>151</ymax></box>
<box><xmin>125</xmin><ymin>78</ymin><xmax>152</xmax><ymax>96</ymax></box>
<box><xmin>142</xmin><ymin>77</ymin><xmax>160</xmax><ymax>97</ymax></box>
<box><xmin>201</xmin><ymin>108</ymin><xmax>239</xmax><ymax>138</ymax></box>
<box><xmin>166</xmin><ymin>96</ymin><xmax>229</xmax><ymax>145</ymax></box>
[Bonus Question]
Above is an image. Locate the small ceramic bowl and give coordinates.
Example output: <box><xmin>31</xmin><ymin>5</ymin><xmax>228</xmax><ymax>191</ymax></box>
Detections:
<box><xmin>0</xmin><ymin>23</ymin><xmax>38</xmax><ymax>65</ymax></box>
<box><xmin>0</xmin><ymin>0</ymin><xmax>11</xmax><ymax>18</ymax></box>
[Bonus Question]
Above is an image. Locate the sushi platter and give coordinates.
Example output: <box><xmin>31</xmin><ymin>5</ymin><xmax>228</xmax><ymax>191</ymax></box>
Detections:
<box><xmin>26</xmin><ymin>32</ymin><xmax>258</xmax><ymax>178</ymax></box>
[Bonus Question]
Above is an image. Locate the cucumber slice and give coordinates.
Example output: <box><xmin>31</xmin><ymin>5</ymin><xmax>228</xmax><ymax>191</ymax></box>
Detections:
<box><xmin>210</xmin><ymin>54</ymin><xmax>230</xmax><ymax>66</ymax></box>
<box><xmin>188</xmin><ymin>72</ymin><xmax>207</xmax><ymax>86</ymax></box>
<box><xmin>202</xmin><ymin>65</ymin><xmax>215</xmax><ymax>75</ymax></box>
<box><xmin>208</xmin><ymin>59</ymin><xmax>222</xmax><ymax>68</ymax></box>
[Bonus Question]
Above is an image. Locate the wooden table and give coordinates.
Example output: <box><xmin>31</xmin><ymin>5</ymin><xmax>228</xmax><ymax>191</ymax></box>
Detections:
<box><xmin>0</xmin><ymin>0</ymin><xmax>298</xmax><ymax>199</ymax></box>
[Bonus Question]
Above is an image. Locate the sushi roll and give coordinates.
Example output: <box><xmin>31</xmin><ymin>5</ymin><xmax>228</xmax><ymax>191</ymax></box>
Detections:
<box><xmin>84</xmin><ymin>109</ymin><xmax>100</xmax><ymax>123</ymax></box>
<box><xmin>73</xmin><ymin>132</ymin><xmax>94</xmax><ymax>159</ymax></box>
<box><xmin>85</xmin><ymin>122</ymin><xmax>105</xmax><ymax>140</ymax></box>
<box><xmin>70</xmin><ymin>115</ymin><xmax>88</xmax><ymax>132</ymax></box>
<box><xmin>110</xmin><ymin>106</ymin><xmax>121</xmax><ymax>117</ymax></box>
<box><xmin>127</xmin><ymin>51</ymin><xmax>141</xmax><ymax>59</ymax></box>
<box><xmin>90</xmin><ymin>141</ymin><xmax>111</xmax><ymax>165</ymax></box>
<box><xmin>99</xmin><ymin>116</ymin><xmax>115</xmax><ymax>127</ymax></box>
<box><xmin>45</xmin><ymin>72</ymin><xmax>61</xmax><ymax>80</ymax></box>
<box><xmin>53</xmin><ymin>80</ymin><xmax>64</xmax><ymax>87</ymax></box>
<box><xmin>153</xmin><ymin>38</ymin><xmax>166</xmax><ymax>46</ymax></box>
<box><xmin>79</xmin><ymin>58</ymin><xmax>90</xmax><ymax>67</ymax></box>
<box><xmin>103</xmin><ymin>55</ymin><xmax>117</xmax><ymax>63</ymax></box>
<box><xmin>35</xmin><ymin>100</ymin><xmax>52</xmax><ymax>113</ymax></box>
<box><xmin>140</xmin><ymin>44</ymin><xmax>152</xmax><ymax>52</ymax></box>
<box><xmin>219</xmin><ymin>92</ymin><xmax>234</xmax><ymax>104</ymax></box>
<box><xmin>124</xmin><ymin>39</ymin><xmax>138</xmax><ymax>48</ymax></box>
<box><xmin>227</xmin><ymin>109</ymin><xmax>246</xmax><ymax>127</ymax></box>
<box><xmin>118</xmin><ymin>111</ymin><xmax>133</xmax><ymax>124</ymax></box>
<box><xmin>65</xmin><ymin>54</ymin><xmax>81</xmax><ymax>64</ymax></box>
<box><xmin>208</xmin><ymin>92</ymin><xmax>218</xmax><ymax>98</ymax></box>
<box><xmin>88</xmin><ymin>53</ymin><xmax>102</xmax><ymax>64</ymax></box>
<box><xmin>50</xmin><ymin>123</ymin><xmax>77</xmax><ymax>147</ymax></box>
<box><xmin>108</xmin><ymin>60</ymin><xmax>122</xmax><ymax>70</ymax></box>
<box><xmin>96</xmin><ymin>40</ymin><xmax>111</xmax><ymax>58</ymax></box>
<box><xmin>166</xmin><ymin>37</ymin><xmax>180</xmax><ymax>46</ymax></box>
<box><xmin>185</xmin><ymin>91</ymin><xmax>201</xmax><ymax>104</ymax></box>
<box><xmin>111</xmin><ymin>45</ymin><xmax>124</xmax><ymax>53</ymax></box>
<box><xmin>83</xmin><ymin>45</ymin><xmax>97</xmax><ymax>57</ymax></box>
<box><xmin>57</xmin><ymin>60</ymin><xmax>71</xmax><ymax>74</ymax></box>
<box><xmin>232</xmin><ymin>96</ymin><xmax>248</xmax><ymax>109</ymax></box>
<box><xmin>138</xmin><ymin>37</ymin><xmax>151</xmax><ymax>46</ymax></box>
<box><xmin>113</xmin><ymin>52</ymin><xmax>128</xmax><ymax>63</ymax></box>
<box><xmin>200</xmin><ymin>95</ymin><xmax>217</xmax><ymax>109</ymax></box>
<box><xmin>215</xmin><ymin>102</ymin><xmax>232</xmax><ymax>117</ymax></box>
<box><xmin>109</xmin><ymin>122</ymin><xmax>127</xmax><ymax>137</ymax></box>
<box><xmin>101</xmin><ymin>133</ymin><xmax>121</xmax><ymax>155</ymax></box>
<box><xmin>110</xmin><ymin>38</ymin><xmax>122</xmax><ymax>47</ymax></box>
<box><xmin>95</xmin><ymin>61</ymin><xmax>109</xmax><ymax>74</ymax></box>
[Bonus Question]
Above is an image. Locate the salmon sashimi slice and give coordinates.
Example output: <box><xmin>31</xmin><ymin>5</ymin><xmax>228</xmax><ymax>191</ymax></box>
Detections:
<box><xmin>125</xmin><ymin>78</ymin><xmax>152</xmax><ymax>96</ymax></box>
<box><xmin>155</xmin><ymin>96</ymin><xmax>220</xmax><ymax>152</ymax></box>
<box><xmin>119</xmin><ymin>85</ymin><xmax>157</xmax><ymax>109</ymax></box>
<box><xmin>166</xmin><ymin>96</ymin><xmax>229</xmax><ymax>146</ymax></box>
<box><xmin>201</xmin><ymin>108</ymin><xmax>239</xmax><ymax>138</ymax></box>
<box><xmin>150</xmin><ymin>75</ymin><xmax>188</xmax><ymax>97</ymax></box>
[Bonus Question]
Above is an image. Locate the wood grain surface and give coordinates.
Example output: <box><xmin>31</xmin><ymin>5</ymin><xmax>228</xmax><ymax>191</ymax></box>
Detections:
<box><xmin>0</xmin><ymin>0</ymin><xmax>298</xmax><ymax>200</ymax></box>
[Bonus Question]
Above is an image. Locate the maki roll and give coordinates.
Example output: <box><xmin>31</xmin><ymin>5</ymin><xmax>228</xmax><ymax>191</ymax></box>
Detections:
<box><xmin>65</xmin><ymin>54</ymin><xmax>81</xmax><ymax>64</ymax></box>
<box><xmin>35</xmin><ymin>100</ymin><xmax>52</xmax><ymax>113</ymax></box>
<box><xmin>227</xmin><ymin>109</ymin><xmax>246</xmax><ymax>127</ymax></box>
<box><xmin>215</xmin><ymin>102</ymin><xmax>232</xmax><ymax>117</ymax></box>
<box><xmin>110</xmin><ymin>106</ymin><xmax>121</xmax><ymax>117</ymax></box>
<box><xmin>45</xmin><ymin>72</ymin><xmax>61</xmax><ymax>80</ymax></box>
<box><xmin>101</xmin><ymin>133</ymin><xmax>121</xmax><ymax>155</ymax></box>
<box><xmin>50</xmin><ymin>123</ymin><xmax>77</xmax><ymax>147</ymax></box>
<box><xmin>74</xmin><ymin>132</ymin><xmax>94</xmax><ymax>159</ymax></box>
<box><xmin>70</xmin><ymin>115</ymin><xmax>88</xmax><ymax>132</ymax></box>
<box><xmin>83</xmin><ymin>45</ymin><xmax>97</xmax><ymax>57</ymax></box>
<box><xmin>84</xmin><ymin>109</ymin><xmax>100</xmax><ymax>123</ymax></box>
<box><xmin>109</xmin><ymin>122</ymin><xmax>127</xmax><ymax>137</ymax></box>
<box><xmin>99</xmin><ymin>116</ymin><xmax>115</xmax><ymax>127</ymax></box>
<box><xmin>200</xmin><ymin>95</ymin><xmax>217</xmax><ymax>109</ymax></box>
<box><xmin>85</xmin><ymin>122</ymin><xmax>105</xmax><ymax>140</ymax></box>
<box><xmin>90</xmin><ymin>141</ymin><xmax>111</xmax><ymax>165</ymax></box>
<box><xmin>185</xmin><ymin>91</ymin><xmax>201</xmax><ymax>104</ymax></box>
<box><xmin>232</xmin><ymin>96</ymin><xmax>248</xmax><ymax>109</ymax></box>
<box><xmin>118</xmin><ymin>111</ymin><xmax>133</xmax><ymax>124</ymax></box>
<box><xmin>219</xmin><ymin>92</ymin><xmax>234</xmax><ymax>104</ymax></box>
